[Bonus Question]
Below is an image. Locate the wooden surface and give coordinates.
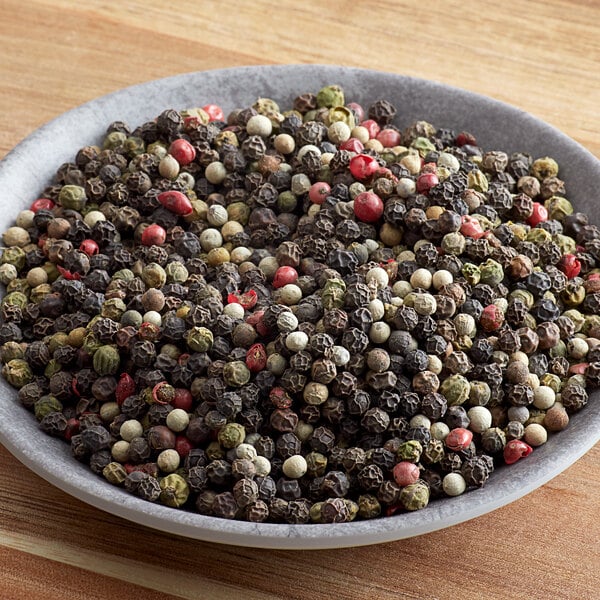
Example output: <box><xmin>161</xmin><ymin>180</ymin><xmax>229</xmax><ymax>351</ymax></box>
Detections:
<box><xmin>1</xmin><ymin>1</ymin><xmax>599</xmax><ymax>598</ymax></box>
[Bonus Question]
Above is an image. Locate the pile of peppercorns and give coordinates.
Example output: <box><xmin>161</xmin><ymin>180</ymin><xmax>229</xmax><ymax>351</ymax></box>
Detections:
<box><xmin>1</xmin><ymin>84</ymin><xmax>598</xmax><ymax>524</ymax></box>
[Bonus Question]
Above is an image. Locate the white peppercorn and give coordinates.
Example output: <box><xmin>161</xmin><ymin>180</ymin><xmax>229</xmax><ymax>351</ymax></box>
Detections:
<box><xmin>368</xmin><ymin>299</ymin><xmax>385</xmax><ymax>321</ymax></box>
<box><xmin>430</xmin><ymin>422</ymin><xmax>450</xmax><ymax>441</ymax></box>
<box><xmin>120</xmin><ymin>419</ymin><xmax>144</xmax><ymax>442</ymax></box>
<box><xmin>467</xmin><ymin>406</ymin><xmax>492</xmax><ymax>433</ymax></box>
<box><xmin>432</xmin><ymin>269</ymin><xmax>453</xmax><ymax>290</ymax></box>
<box><xmin>205</xmin><ymin>161</ymin><xmax>227</xmax><ymax>184</ymax></box>
<box><xmin>533</xmin><ymin>386</ymin><xmax>555</xmax><ymax>409</ymax></box>
<box><xmin>246</xmin><ymin>114</ymin><xmax>273</xmax><ymax>137</ymax></box>
<box><xmin>410</xmin><ymin>268</ymin><xmax>433</xmax><ymax>290</ymax></box>
<box><xmin>443</xmin><ymin>472</ymin><xmax>467</xmax><ymax>496</ymax></box>
<box><xmin>277</xmin><ymin>311</ymin><xmax>299</xmax><ymax>332</ymax></box>
<box><xmin>166</xmin><ymin>408</ymin><xmax>190</xmax><ymax>432</ymax></box>
<box><xmin>278</xmin><ymin>283</ymin><xmax>303</xmax><ymax>305</ymax></box>
<box><xmin>286</xmin><ymin>331</ymin><xmax>309</xmax><ymax>352</ymax></box>
<box><xmin>366</xmin><ymin>267</ymin><xmax>389</xmax><ymax>289</ymax></box>
<box><xmin>253</xmin><ymin>456</ymin><xmax>272</xmax><ymax>477</ymax></box>
<box><xmin>282</xmin><ymin>455</ymin><xmax>308</xmax><ymax>478</ymax></box>
<box><xmin>369</xmin><ymin>321</ymin><xmax>391</xmax><ymax>344</ymax></box>
<box><xmin>236</xmin><ymin>443</ymin><xmax>258</xmax><ymax>461</ymax></box>
<box><xmin>157</xmin><ymin>448</ymin><xmax>181</xmax><ymax>473</ymax></box>
<box><xmin>111</xmin><ymin>440</ymin><xmax>130</xmax><ymax>463</ymax></box>
<box><xmin>523</xmin><ymin>423</ymin><xmax>548</xmax><ymax>447</ymax></box>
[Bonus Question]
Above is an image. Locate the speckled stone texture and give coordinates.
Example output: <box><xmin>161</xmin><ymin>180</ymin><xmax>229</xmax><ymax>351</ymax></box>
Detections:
<box><xmin>0</xmin><ymin>65</ymin><xmax>599</xmax><ymax>549</ymax></box>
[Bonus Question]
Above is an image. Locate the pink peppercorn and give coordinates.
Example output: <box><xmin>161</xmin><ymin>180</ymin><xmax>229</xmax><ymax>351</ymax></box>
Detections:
<box><xmin>340</xmin><ymin>138</ymin><xmax>364</xmax><ymax>153</ymax></box>
<box><xmin>141</xmin><ymin>223</ymin><xmax>167</xmax><ymax>246</ymax></box>
<box><xmin>445</xmin><ymin>428</ymin><xmax>474</xmax><ymax>451</ymax></box>
<box><xmin>353</xmin><ymin>191</ymin><xmax>384</xmax><ymax>223</ymax></box>
<box><xmin>157</xmin><ymin>190</ymin><xmax>193</xmax><ymax>216</ymax></box>
<box><xmin>246</xmin><ymin>343</ymin><xmax>267</xmax><ymax>373</ymax></box>
<box><xmin>30</xmin><ymin>198</ymin><xmax>55</xmax><ymax>212</ymax></box>
<box><xmin>416</xmin><ymin>172</ymin><xmax>439</xmax><ymax>194</ymax></box>
<box><xmin>308</xmin><ymin>181</ymin><xmax>331</xmax><ymax>204</ymax></box>
<box><xmin>460</xmin><ymin>214</ymin><xmax>485</xmax><ymax>239</ymax></box>
<box><xmin>376</xmin><ymin>128</ymin><xmax>401</xmax><ymax>147</ymax></box>
<box><xmin>346</xmin><ymin>102</ymin><xmax>364</xmax><ymax>122</ymax></box>
<box><xmin>202</xmin><ymin>103</ymin><xmax>225</xmax><ymax>122</ymax></box>
<box><xmin>115</xmin><ymin>373</ymin><xmax>136</xmax><ymax>406</ymax></box>
<box><xmin>480</xmin><ymin>304</ymin><xmax>505</xmax><ymax>331</ymax></box>
<box><xmin>272</xmin><ymin>266</ymin><xmax>298</xmax><ymax>289</ymax></box>
<box><xmin>349</xmin><ymin>154</ymin><xmax>380</xmax><ymax>180</ymax></box>
<box><xmin>503</xmin><ymin>439</ymin><xmax>533</xmax><ymax>464</ymax></box>
<box><xmin>360</xmin><ymin>119</ymin><xmax>381</xmax><ymax>139</ymax></box>
<box><xmin>270</xmin><ymin>387</ymin><xmax>293</xmax><ymax>409</ymax></box>
<box><xmin>528</xmin><ymin>202</ymin><xmax>548</xmax><ymax>226</ymax></box>
<box><xmin>64</xmin><ymin>418</ymin><xmax>80</xmax><ymax>442</ymax></box>
<box><xmin>227</xmin><ymin>289</ymin><xmax>258</xmax><ymax>309</ymax></box>
<box><xmin>79</xmin><ymin>239</ymin><xmax>99</xmax><ymax>256</ymax></box>
<box><xmin>558</xmin><ymin>253</ymin><xmax>581</xmax><ymax>279</ymax></box>
<box><xmin>168</xmin><ymin>139</ymin><xmax>196</xmax><ymax>166</ymax></box>
<box><xmin>393</xmin><ymin>461</ymin><xmax>420</xmax><ymax>487</ymax></box>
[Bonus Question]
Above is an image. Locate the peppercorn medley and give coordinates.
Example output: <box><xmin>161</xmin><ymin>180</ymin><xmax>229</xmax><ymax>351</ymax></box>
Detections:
<box><xmin>1</xmin><ymin>84</ymin><xmax>598</xmax><ymax>525</ymax></box>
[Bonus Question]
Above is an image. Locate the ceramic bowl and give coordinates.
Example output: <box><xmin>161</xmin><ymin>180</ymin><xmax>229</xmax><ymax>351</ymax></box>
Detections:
<box><xmin>1</xmin><ymin>65</ymin><xmax>599</xmax><ymax>549</ymax></box>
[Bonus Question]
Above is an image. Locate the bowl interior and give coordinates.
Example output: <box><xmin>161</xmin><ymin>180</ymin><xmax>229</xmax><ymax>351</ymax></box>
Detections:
<box><xmin>1</xmin><ymin>65</ymin><xmax>599</xmax><ymax>549</ymax></box>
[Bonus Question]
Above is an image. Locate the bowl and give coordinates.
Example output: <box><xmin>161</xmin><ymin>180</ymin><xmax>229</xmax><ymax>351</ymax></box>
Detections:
<box><xmin>1</xmin><ymin>65</ymin><xmax>599</xmax><ymax>549</ymax></box>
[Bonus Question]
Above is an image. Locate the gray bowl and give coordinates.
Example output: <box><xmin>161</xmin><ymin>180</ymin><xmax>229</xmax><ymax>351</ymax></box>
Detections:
<box><xmin>1</xmin><ymin>65</ymin><xmax>599</xmax><ymax>549</ymax></box>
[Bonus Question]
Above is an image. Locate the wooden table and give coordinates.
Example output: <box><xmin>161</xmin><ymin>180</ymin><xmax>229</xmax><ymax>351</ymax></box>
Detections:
<box><xmin>1</xmin><ymin>1</ymin><xmax>599</xmax><ymax>598</ymax></box>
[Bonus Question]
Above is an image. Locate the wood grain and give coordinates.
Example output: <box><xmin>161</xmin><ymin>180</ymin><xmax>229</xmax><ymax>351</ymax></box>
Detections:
<box><xmin>1</xmin><ymin>1</ymin><xmax>599</xmax><ymax>598</ymax></box>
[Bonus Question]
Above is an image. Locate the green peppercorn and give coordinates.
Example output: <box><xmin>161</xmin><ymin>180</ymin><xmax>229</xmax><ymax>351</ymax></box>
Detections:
<box><xmin>316</xmin><ymin>84</ymin><xmax>345</xmax><ymax>108</ymax></box>
<box><xmin>186</xmin><ymin>326</ymin><xmax>214</xmax><ymax>352</ymax></box>
<box><xmin>467</xmin><ymin>169</ymin><xmax>489</xmax><ymax>192</ymax></box>
<box><xmin>159</xmin><ymin>473</ymin><xmax>190</xmax><ymax>507</ymax></box>
<box><xmin>2</xmin><ymin>359</ymin><xmax>33</xmax><ymax>388</ymax></box>
<box><xmin>222</xmin><ymin>361</ymin><xmax>251</xmax><ymax>387</ymax></box>
<box><xmin>141</xmin><ymin>263</ymin><xmax>167</xmax><ymax>289</ymax></box>
<box><xmin>58</xmin><ymin>184</ymin><xmax>87</xmax><ymax>210</ymax></box>
<box><xmin>33</xmin><ymin>394</ymin><xmax>62</xmax><ymax>421</ymax></box>
<box><xmin>479</xmin><ymin>259</ymin><xmax>504</xmax><ymax>287</ymax></box>
<box><xmin>400</xmin><ymin>481</ymin><xmax>430</xmax><ymax>511</ymax></box>
<box><xmin>2</xmin><ymin>291</ymin><xmax>28</xmax><ymax>309</ymax></box>
<box><xmin>1</xmin><ymin>341</ymin><xmax>25</xmax><ymax>362</ymax></box>
<box><xmin>397</xmin><ymin>440</ymin><xmax>423</xmax><ymax>463</ymax></box>
<box><xmin>358</xmin><ymin>494</ymin><xmax>381</xmax><ymax>519</ymax></box>
<box><xmin>101</xmin><ymin>298</ymin><xmax>127</xmax><ymax>321</ymax></box>
<box><xmin>93</xmin><ymin>345</ymin><xmax>121</xmax><ymax>376</ymax></box>
<box><xmin>410</xmin><ymin>137</ymin><xmax>436</xmax><ymax>157</ymax></box>
<box><xmin>218</xmin><ymin>423</ymin><xmax>246</xmax><ymax>449</ymax></box>
<box><xmin>321</xmin><ymin>278</ymin><xmax>346</xmax><ymax>309</ymax></box>
<box><xmin>1</xmin><ymin>247</ymin><xmax>26</xmax><ymax>271</ymax></box>
<box><xmin>440</xmin><ymin>374</ymin><xmax>470</xmax><ymax>406</ymax></box>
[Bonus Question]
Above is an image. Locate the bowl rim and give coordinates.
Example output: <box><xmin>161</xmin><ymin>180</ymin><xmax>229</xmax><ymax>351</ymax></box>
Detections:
<box><xmin>1</xmin><ymin>64</ymin><xmax>599</xmax><ymax>550</ymax></box>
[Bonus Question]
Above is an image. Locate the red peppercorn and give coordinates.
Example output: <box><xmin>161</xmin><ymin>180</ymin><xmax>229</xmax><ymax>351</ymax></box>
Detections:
<box><xmin>172</xmin><ymin>388</ymin><xmax>193</xmax><ymax>411</ymax></box>
<box><xmin>480</xmin><ymin>304</ymin><xmax>505</xmax><ymax>332</ymax></box>
<box><xmin>37</xmin><ymin>233</ymin><xmax>48</xmax><ymax>250</ymax></box>
<box><xmin>557</xmin><ymin>253</ymin><xmax>581</xmax><ymax>279</ymax></box>
<box><xmin>376</xmin><ymin>128</ymin><xmax>401</xmax><ymax>147</ymax></box>
<box><xmin>445</xmin><ymin>428</ymin><xmax>474</xmax><ymax>451</ymax></box>
<box><xmin>270</xmin><ymin>386</ymin><xmax>293</xmax><ymax>409</ymax></box>
<box><xmin>456</xmin><ymin>131</ymin><xmax>477</xmax><ymax>147</ymax></box>
<box><xmin>416</xmin><ymin>171</ymin><xmax>439</xmax><ymax>194</ymax></box>
<box><xmin>392</xmin><ymin>461</ymin><xmax>420</xmax><ymax>487</ymax></box>
<box><xmin>30</xmin><ymin>198</ymin><xmax>55</xmax><ymax>212</ymax></box>
<box><xmin>353</xmin><ymin>191</ymin><xmax>384</xmax><ymax>223</ymax></box>
<box><xmin>115</xmin><ymin>373</ymin><xmax>136</xmax><ymax>405</ymax></box>
<box><xmin>175</xmin><ymin>435</ymin><xmax>194</xmax><ymax>458</ymax></box>
<box><xmin>503</xmin><ymin>439</ymin><xmax>533</xmax><ymax>464</ymax></box>
<box><xmin>227</xmin><ymin>289</ymin><xmax>258</xmax><ymax>310</ymax></box>
<box><xmin>202</xmin><ymin>103</ymin><xmax>225</xmax><ymax>122</ymax></box>
<box><xmin>168</xmin><ymin>139</ymin><xmax>196</xmax><ymax>166</ymax></box>
<box><xmin>272</xmin><ymin>266</ymin><xmax>298</xmax><ymax>289</ymax></box>
<box><xmin>360</xmin><ymin>119</ymin><xmax>381</xmax><ymax>139</ymax></box>
<box><xmin>420</xmin><ymin>162</ymin><xmax>438</xmax><ymax>174</ymax></box>
<box><xmin>157</xmin><ymin>190</ymin><xmax>194</xmax><ymax>216</ymax></box>
<box><xmin>527</xmin><ymin>202</ymin><xmax>548</xmax><ymax>226</ymax></box>
<box><xmin>246</xmin><ymin>343</ymin><xmax>267</xmax><ymax>373</ymax></box>
<box><xmin>340</xmin><ymin>138</ymin><xmax>364</xmax><ymax>153</ymax></box>
<box><xmin>460</xmin><ymin>214</ymin><xmax>485</xmax><ymax>239</ymax></box>
<box><xmin>308</xmin><ymin>181</ymin><xmax>331</xmax><ymax>205</ymax></box>
<box><xmin>141</xmin><ymin>223</ymin><xmax>167</xmax><ymax>246</ymax></box>
<box><xmin>79</xmin><ymin>238</ymin><xmax>99</xmax><ymax>256</ymax></box>
<box><xmin>183</xmin><ymin>115</ymin><xmax>203</xmax><ymax>131</ymax></box>
<box><xmin>349</xmin><ymin>154</ymin><xmax>380</xmax><ymax>180</ymax></box>
<box><xmin>385</xmin><ymin>503</ymin><xmax>404</xmax><ymax>517</ymax></box>
<box><xmin>64</xmin><ymin>418</ymin><xmax>80</xmax><ymax>442</ymax></box>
